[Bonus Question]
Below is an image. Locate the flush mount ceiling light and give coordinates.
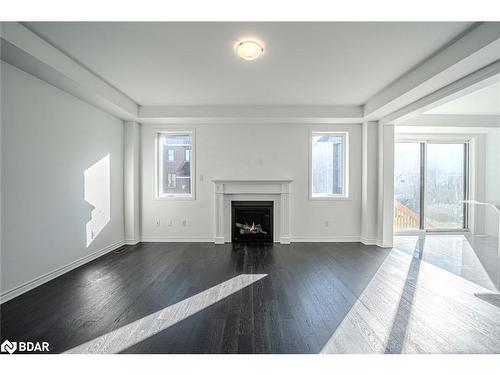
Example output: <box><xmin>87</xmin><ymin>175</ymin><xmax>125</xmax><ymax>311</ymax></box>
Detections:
<box><xmin>235</xmin><ymin>40</ymin><xmax>264</xmax><ymax>61</ymax></box>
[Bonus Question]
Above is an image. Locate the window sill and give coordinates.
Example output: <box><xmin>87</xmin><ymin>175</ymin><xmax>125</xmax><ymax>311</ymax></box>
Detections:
<box><xmin>309</xmin><ymin>195</ymin><xmax>351</xmax><ymax>201</ymax></box>
<box><xmin>154</xmin><ymin>195</ymin><xmax>195</xmax><ymax>201</ymax></box>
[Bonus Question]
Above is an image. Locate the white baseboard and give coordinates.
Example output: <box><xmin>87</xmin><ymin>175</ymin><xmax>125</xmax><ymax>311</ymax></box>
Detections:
<box><xmin>361</xmin><ymin>238</ymin><xmax>378</xmax><ymax>245</ymax></box>
<box><xmin>291</xmin><ymin>236</ymin><xmax>361</xmax><ymax>243</ymax></box>
<box><xmin>0</xmin><ymin>240</ymin><xmax>125</xmax><ymax>304</ymax></box>
<box><xmin>279</xmin><ymin>236</ymin><xmax>291</xmax><ymax>244</ymax></box>
<box><xmin>214</xmin><ymin>236</ymin><xmax>225</xmax><ymax>245</ymax></box>
<box><xmin>124</xmin><ymin>239</ymin><xmax>140</xmax><ymax>245</ymax></box>
<box><xmin>141</xmin><ymin>236</ymin><xmax>213</xmax><ymax>243</ymax></box>
<box><xmin>178</xmin><ymin>236</ymin><xmax>361</xmax><ymax>244</ymax></box>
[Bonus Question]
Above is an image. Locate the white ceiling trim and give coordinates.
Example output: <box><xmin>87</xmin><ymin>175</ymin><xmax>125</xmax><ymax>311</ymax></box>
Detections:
<box><xmin>396</xmin><ymin>114</ymin><xmax>500</xmax><ymax>128</ymax></box>
<box><xmin>139</xmin><ymin>105</ymin><xmax>363</xmax><ymax>123</ymax></box>
<box><xmin>396</xmin><ymin>126</ymin><xmax>495</xmax><ymax>135</ymax></box>
<box><xmin>2</xmin><ymin>22</ymin><xmax>499</xmax><ymax>125</ymax></box>
<box><xmin>364</xmin><ymin>22</ymin><xmax>500</xmax><ymax>120</ymax></box>
<box><xmin>380</xmin><ymin>61</ymin><xmax>500</xmax><ymax>125</ymax></box>
<box><xmin>1</xmin><ymin>22</ymin><xmax>139</xmax><ymax>120</ymax></box>
<box><xmin>425</xmin><ymin>81</ymin><xmax>500</xmax><ymax>115</ymax></box>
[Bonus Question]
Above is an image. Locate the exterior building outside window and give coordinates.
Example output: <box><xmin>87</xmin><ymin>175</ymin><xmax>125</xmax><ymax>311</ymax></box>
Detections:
<box><xmin>310</xmin><ymin>131</ymin><xmax>349</xmax><ymax>199</ymax></box>
<box><xmin>157</xmin><ymin>131</ymin><xmax>195</xmax><ymax>199</ymax></box>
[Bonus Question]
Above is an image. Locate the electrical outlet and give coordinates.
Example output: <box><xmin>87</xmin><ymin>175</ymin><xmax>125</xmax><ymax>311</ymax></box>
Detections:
<box><xmin>155</xmin><ymin>219</ymin><xmax>160</xmax><ymax>227</ymax></box>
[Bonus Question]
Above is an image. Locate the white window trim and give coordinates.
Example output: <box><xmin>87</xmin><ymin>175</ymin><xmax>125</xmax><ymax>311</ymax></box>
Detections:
<box><xmin>155</xmin><ymin>129</ymin><xmax>196</xmax><ymax>201</ymax></box>
<box><xmin>309</xmin><ymin>130</ymin><xmax>350</xmax><ymax>200</ymax></box>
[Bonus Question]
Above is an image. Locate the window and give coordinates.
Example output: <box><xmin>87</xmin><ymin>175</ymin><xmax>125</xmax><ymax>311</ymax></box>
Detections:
<box><xmin>167</xmin><ymin>149</ymin><xmax>175</xmax><ymax>161</ymax></box>
<box><xmin>310</xmin><ymin>131</ymin><xmax>348</xmax><ymax>199</ymax></box>
<box><xmin>157</xmin><ymin>131</ymin><xmax>194</xmax><ymax>199</ymax></box>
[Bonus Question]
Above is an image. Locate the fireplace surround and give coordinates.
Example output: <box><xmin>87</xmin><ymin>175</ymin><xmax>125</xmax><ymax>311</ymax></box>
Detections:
<box><xmin>212</xmin><ymin>179</ymin><xmax>292</xmax><ymax>244</ymax></box>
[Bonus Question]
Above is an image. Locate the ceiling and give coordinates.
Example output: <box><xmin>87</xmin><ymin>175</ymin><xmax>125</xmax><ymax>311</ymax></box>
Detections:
<box><xmin>25</xmin><ymin>22</ymin><xmax>473</xmax><ymax>106</ymax></box>
<box><xmin>425</xmin><ymin>81</ymin><xmax>500</xmax><ymax>115</ymax></box>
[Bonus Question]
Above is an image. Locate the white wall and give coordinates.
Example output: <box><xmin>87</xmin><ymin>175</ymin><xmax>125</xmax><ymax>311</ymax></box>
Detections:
<box><xmin>1</xmin><ymin>62</ymin><xmax>124</xmax><ymax>297</ymax></box>
<box><xmin>485</xmin><ymin>128</ymin><xmax>500</xmax><ymax>236</ymax></box>
<box><xmin>141</xmin><ymin>123</ymin><xmax>363</xmax><ymax>242</ymax></box>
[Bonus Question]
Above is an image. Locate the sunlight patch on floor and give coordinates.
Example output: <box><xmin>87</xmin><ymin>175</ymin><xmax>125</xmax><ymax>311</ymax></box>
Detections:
<box><xmin>321</xmin><ymin>244</ymin><xmax>500</xmax><ymax>354</ymax></box>
<box><xmin>394</xmin><ymin>234</ymin><xmax>498</xmax><ymax>291</ymax></box>
<box><xmin>65</xmin><ymin>273</ymin><xmax>267</xmax><ymax>354</ymax></box>
<box><xmin>320</xmin><ymin>249</ymin><xmax>413</xmax><ymax>354</ymax></box>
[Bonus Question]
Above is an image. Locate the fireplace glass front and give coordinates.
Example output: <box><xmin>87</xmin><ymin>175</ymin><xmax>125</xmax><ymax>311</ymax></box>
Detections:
<box><xmin>231</xmin><ymin>201</ymin><xmax>273</xmax><ymax>243</ymax></box>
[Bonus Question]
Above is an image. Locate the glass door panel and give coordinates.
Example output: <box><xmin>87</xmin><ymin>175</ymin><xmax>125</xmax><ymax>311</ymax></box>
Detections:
<box><xmin>394</xmin><ymin>143</ymin><xmax>421</xmax><ymax>231</ymax></box>
<box><xmin>425</xmin><ymin>143</ymin><xmax>466</xmax><ymax>230</ymax></box>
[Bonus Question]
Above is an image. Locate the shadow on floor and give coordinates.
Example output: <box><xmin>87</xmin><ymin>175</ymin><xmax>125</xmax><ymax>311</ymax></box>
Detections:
<box><xmin>384</xmin><ymin>255</ymin><xmax>421</xmax><ymax>353</ymax></box>
<box><xmin>474</xmin><ymin>293</ymin><xmax>500</xmax><ymax>309</ymax></box>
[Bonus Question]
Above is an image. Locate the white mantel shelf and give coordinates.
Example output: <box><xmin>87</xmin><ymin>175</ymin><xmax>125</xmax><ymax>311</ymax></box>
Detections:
<box><xmin>212</xmin><ymin>179</ymin><xmax>293</xmax><ymax>244</ymax></box>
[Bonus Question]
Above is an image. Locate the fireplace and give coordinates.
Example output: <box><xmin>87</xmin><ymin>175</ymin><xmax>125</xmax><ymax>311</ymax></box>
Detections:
<box><xmin>231</xmin><ymin>201</ymin><xmax>273</xmax><ymax>243</ymax></box>
<box><xmin>212</xmin><ymin>179</ymin><xmax>291</xmax><ymax>244</ymax></box>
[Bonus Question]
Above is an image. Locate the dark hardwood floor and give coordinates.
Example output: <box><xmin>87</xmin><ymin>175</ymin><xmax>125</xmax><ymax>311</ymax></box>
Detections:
<box><xmin>1</xmin><ymin>241</ymin><xmax>499</xmax><ymax>354</ymax></box>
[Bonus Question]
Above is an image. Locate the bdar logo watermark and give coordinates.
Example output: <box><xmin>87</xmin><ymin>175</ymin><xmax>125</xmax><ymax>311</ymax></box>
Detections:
<box><xmin>1</xmin><ymin>340</ymin><xmax>17</xmax><ymax>354</ymax></box>
<box><xmin>1</xmin><ymin>339</ymin><xmax>50</xmax><ymax>354</ymax></box>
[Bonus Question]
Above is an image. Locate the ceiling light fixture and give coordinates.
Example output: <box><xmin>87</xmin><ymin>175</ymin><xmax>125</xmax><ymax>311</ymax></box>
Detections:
<box><xmin>235</xmin><ymin>40</ymin><xmax>264</xmax><ymax>61</ymax></box>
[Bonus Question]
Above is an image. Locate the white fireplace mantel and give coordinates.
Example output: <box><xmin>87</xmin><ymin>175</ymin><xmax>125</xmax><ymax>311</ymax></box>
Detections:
<box><xmin>212</xmin><ymin>179</ymin><xmax>292</xmax><ymax>244</ymax></box>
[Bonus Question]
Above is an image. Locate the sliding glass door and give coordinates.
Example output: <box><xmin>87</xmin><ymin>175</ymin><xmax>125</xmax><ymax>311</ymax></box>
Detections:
<box><xmin>394</xmin><ymin>143</ymin><xmax>422</xmax><ymax>231</ymax></box>
<box><xmin>425</xmin><ymin>143</ymin><xmax>467</xmax><ymax>230</ymax></box>
<box><xmin>394</xmin><ymin>141</ymin><xmax>468</xmax><ymax>232</ymax></box>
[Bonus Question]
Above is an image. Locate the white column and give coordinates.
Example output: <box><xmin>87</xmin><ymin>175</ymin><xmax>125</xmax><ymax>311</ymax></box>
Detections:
<box><xmin>361</xmin><ymin>121</ymin><xmax>379</xmax><ymax>245</ymax></box>
<box><xmin>280</xmin><ymin>183</ymin><xmax>291</xmax><ymax>244</ymax></box>
<box><xmin>124</xmin><ymin>121</ymin><xmax>141</xmax><ymax>244</ymax></box>
<box><xmin>214</xmin><ymin>183</ymin><xmax>225</xmax><ymax>244</ymax></box>
<box><xmin>377</xmin><ymin>122</ymin><xmax>394</xmax><ymax>248</ymax></box>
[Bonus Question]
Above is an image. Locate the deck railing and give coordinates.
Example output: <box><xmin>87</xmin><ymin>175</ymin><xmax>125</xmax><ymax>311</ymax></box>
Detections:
<box><xmin>394</xmin><ymin>200</ymin><xmax>419</xmax><ymax>230</ymax></box>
